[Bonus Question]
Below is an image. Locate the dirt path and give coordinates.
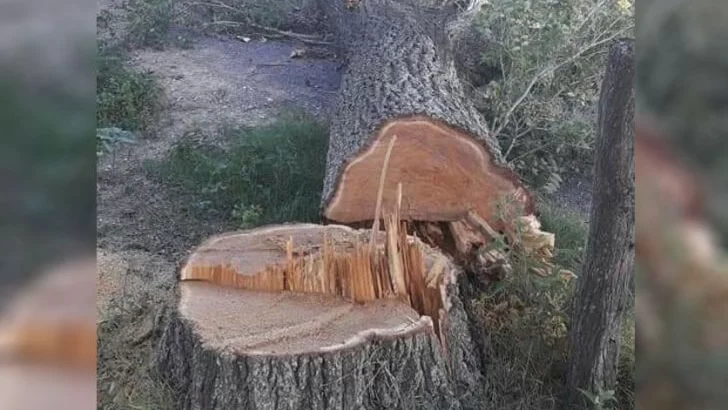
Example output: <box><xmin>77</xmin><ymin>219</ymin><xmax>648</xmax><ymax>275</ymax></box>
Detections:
<box><xmin>97</xmin><ymin>33</ymin><xmax>341</xmax><ymax>309</ymax></box>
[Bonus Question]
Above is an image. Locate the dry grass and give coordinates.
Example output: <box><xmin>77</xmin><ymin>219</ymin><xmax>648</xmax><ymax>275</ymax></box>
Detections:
<box><xmin>96</xmin><ymin>250</ymin><xmax>177</xmax><ymax>410</ymax></box>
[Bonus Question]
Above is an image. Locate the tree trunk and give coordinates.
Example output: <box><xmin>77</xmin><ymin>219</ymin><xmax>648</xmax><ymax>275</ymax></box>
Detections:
<box><xmin>318</xmin><ymin>0</ymin><xmax>534</xmax><ymax>229</ymax></box>
<box><xmin>155</xmin><ymin>224</ymin><xmax>485</xmax><ymax>410</ymax></box>
<box><xmin>566</xmin><ymin>38</ymin><xmax>635</xmax><ymax>405</ymax></box>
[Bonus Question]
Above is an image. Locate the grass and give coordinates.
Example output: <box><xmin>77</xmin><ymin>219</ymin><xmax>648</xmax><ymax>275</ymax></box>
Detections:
<box><xmin>97</xmin><ymin>304</ymin><xmax>175</xmax><ymax>410</ymax></box>
<box><xmin>147</xmin><ymin>113</ymin><xmax>328</xmax><ymax>228</ymax></box>
<box><xmin>538</xmin><ymin>202</ymin><xmax>589</xmax><ymax>270</ymax></box>
<box><xmin>97</xmin><ymin>268</ymin><xmax>176</xmax><ymax>410</ymax></box>
<box><xmin>97</xmin><ymin>43</ymin><xmax>163</xmax><ymax>135</ymax></box>
<box><xmin>473</xmin><ymin>205</ymin><xmax>580</xmax><ymax>409</ymax></box>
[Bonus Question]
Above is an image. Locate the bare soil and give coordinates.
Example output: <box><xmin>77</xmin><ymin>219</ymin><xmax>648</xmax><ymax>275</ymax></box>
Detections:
<box><xmin>97</xmin><ymin>32</ymin><xmax>342</xmax><ymax>280</ymax></box>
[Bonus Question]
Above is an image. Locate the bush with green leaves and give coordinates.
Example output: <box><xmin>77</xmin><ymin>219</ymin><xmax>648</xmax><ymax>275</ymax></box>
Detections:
<box><xmin>148</xmin><ymin>114</ymin><xmax>328</xmax><ymax>227</ymax></box>
<box><xmin>468</xmin><ymin>0</ymin><xmax>634</xmax><ymax>192</ymax></box>
<box><xmin>96</xmin><ymin>44</ymin><xmax>163</xmax><ymax>135</ymax></box>
<box><xmin>468</xmin><ymin>203</ymin><xmax>634</xmax><ymax>408</ymax></box>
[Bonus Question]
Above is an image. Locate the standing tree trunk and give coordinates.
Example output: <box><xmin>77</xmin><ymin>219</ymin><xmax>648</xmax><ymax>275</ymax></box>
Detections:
<box><xmin>318</xmin><ymin>0</ymin><xmax>534</xmax><ymax>230</ymax></box>
<box><xmin>566</xmin><ymin>38</ymin><xmax>635</xmax><ymax>405</ymax></box>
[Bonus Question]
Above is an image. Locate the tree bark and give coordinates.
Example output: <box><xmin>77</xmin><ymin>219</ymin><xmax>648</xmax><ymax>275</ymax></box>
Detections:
<box><xmin>318</xmin><ymin>0</ymin><xmax>534</xmax><ymax>227</ymax></box>
<box><xmin>154</xmin><ymin>224</ymin><xmax>485</xmax><ymax>410</ymax></box>
<box><xmin>566</xmin><ymin>38</ymin><xmax>635</xmax><ymax>405</ymax></box>
<box><xmin>156</xmin><ymin>309</ymin><xmax>460</xmax><ymax>410</ymax></box>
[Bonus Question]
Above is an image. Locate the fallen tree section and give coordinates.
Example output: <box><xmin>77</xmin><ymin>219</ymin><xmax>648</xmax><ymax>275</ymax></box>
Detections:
<box><xmin>318</xmin><ymin>0</ymin><xmax>534</xmax><ymax>228</ymax></box>
<box><xmin>156</xmin><ymin>224</ymin><xmax>483</xmax><ymax>410</ymax></box>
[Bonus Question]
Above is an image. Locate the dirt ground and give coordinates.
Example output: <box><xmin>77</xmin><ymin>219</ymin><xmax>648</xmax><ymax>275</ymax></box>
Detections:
<box><xmin>96</xmin><ymin>11</ymin><xmax>344</xmax><ymax>401</ymax></box>
<box><xmin>97</xmin><ymin>31</ymin><xmax>342</xmax><ymax>296</ymax></box>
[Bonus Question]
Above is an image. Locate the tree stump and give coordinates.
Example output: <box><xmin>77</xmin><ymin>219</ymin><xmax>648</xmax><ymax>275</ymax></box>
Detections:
<box><xmin>156</xmin><ymin>224</ymin><xmax>483</xmax><ymax>410</ymax></box>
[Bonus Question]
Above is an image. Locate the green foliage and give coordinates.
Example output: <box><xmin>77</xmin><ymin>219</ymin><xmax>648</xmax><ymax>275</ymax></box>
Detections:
<box><xmin>96</xmin><ymin>44</ymin><xmax>163</xmax><ymax>134</ymax></box>
<box><xmin>125</xmin><ymin>0</ymin><xmax>176</xmax><ymax>49</ymax></box>
<box><xmin>470</xmin><ymin>0</ymin><xmax>634</xmax><ymax>191</ymax></box>
<box><xmin>148</xmin><ymin>114</ymin><xmax>328</xmax><ymax>227</ymax></box>
<box><xmin>472</xmin><ymin>203</ymin><xmax>635</xmax><ymax>408</ymax></box>
<box><xmin>538</xmin><ymin>203</ymin><xmax>589</xmax><ymax>269</ymax></box>
<box><xmin>472</xmin><ymin>204</ymin><xmax>584</xmax><ymax>408</ymax></box>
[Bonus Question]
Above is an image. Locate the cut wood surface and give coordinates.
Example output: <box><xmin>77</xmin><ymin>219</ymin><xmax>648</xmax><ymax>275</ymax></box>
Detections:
<box><xmin>157</xmin><ymin>223</ymin><xmax>484</xmax><ymax>410</ymax></box>
<box><xmin>318</xmin><ymin>0</ymin><xmax>534</xmax><ymax>229</ymax></box>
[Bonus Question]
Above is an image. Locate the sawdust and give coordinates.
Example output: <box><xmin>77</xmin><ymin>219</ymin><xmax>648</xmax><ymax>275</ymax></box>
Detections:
<box><xmin>96</xmin><ymin>248</ymin><xmax>177</xmax><ymax>318</ymax></box>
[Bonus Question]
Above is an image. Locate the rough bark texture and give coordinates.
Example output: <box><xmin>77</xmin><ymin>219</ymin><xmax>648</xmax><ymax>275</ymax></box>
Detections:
<box><xmin>155</xmin><ymin>283</ymin><xmax>483</xmax><ymax>410</ymax></box>
<box><xmin>318</xmin><ymin>0</ymin><xmax>509</xmax><ymax>210</ymax></box>
<box><xmin>566</xmin><ymin>38</ymin><xmax>635</xmax><ymax>403</ymax></box>
<box><xmin>155</xmin><ymin>224</ymin><xmax>485</xmax><ymax>410</ymax></box>
<box><xmin>155</xmin><ymin>285</ymin><xmax>483</xmax><ymax>410</ymax></box>
<box><xmin>156</xmin><ymin>310</ymin><xmax>454</xmax><ymax>410</ymax></box>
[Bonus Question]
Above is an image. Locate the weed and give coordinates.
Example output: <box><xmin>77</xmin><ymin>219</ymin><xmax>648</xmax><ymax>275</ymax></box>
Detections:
<box><xmin>538</xmin><ymin>203</ymin><xmax>589</xmax><ymax>269</ymax></box>
<box><xmin>469</xmin><ymin>201</ymin><xmax>632</xmax><ymax>409</ymax></box>
<box><xmin>148</xmin><ymin>113</ymin><xmax>328</xmax><ymax>227</ymax></box>
<box><xmin>96</xmin><ymin>44</ymin><xmax>163</xmax><ymax>135</ymax></box>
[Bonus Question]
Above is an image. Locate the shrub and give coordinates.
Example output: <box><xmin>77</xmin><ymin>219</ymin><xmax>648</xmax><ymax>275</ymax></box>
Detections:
<box><xmin>125</xmin><ymin>0</ymin><xmax>176</xmax><ymax>49</ymax></box>
<box><xmin>469</xmin><ymin>0</ymin><xmax>634</xmax><ymax>191</ymax></box>
<box><xmin>148</xmin><ymin>114</ymin><xmax>328</xmax><ymax>227</ymax></box>
<box><xmin>96</xmin><ymin>44</ymin><xmax>163</xmax><ymax>135</ymax></box>
<box><xmin>471</xmin><ymin>203</ymin><xmax>634</xmax><ymax>409</ymax></box>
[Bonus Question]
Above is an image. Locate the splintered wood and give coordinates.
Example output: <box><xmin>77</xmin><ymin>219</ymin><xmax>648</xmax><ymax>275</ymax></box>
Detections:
<box><xmin>451</xmin><ymin>210</ymin><xmax>573</xmax><ymax>280</ymax></box>
<box><xmin>181</xmin><ymin>219</ymin><xmax>448</xmax><ymax>336</ymax></box>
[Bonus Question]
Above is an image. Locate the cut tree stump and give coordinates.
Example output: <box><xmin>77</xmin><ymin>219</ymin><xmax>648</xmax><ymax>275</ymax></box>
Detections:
<box><xmin>156</xmin><ymin>223</ymin><xmax>484</xmax><ymax>410</ymax></box>
<box><xmin>318</xmin><ymin>0</ymin><xmax>534</xmax><ymax>231</ymax></box>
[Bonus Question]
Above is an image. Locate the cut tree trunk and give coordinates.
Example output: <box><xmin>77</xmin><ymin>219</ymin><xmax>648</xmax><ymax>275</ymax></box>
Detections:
<box><xmin>156</xmin><ymin>223</ymin><xmax>484</xmax><ymax>410</ymax></box>
<box><xmin>566</xmin><ymin>38</ymin><xmax>635</xmax><ymax>405</ymax></box>
<box><xmin>318</xmin><ymin>0</ymin><xmax>534</xmax><ymax>231</ymax></box>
